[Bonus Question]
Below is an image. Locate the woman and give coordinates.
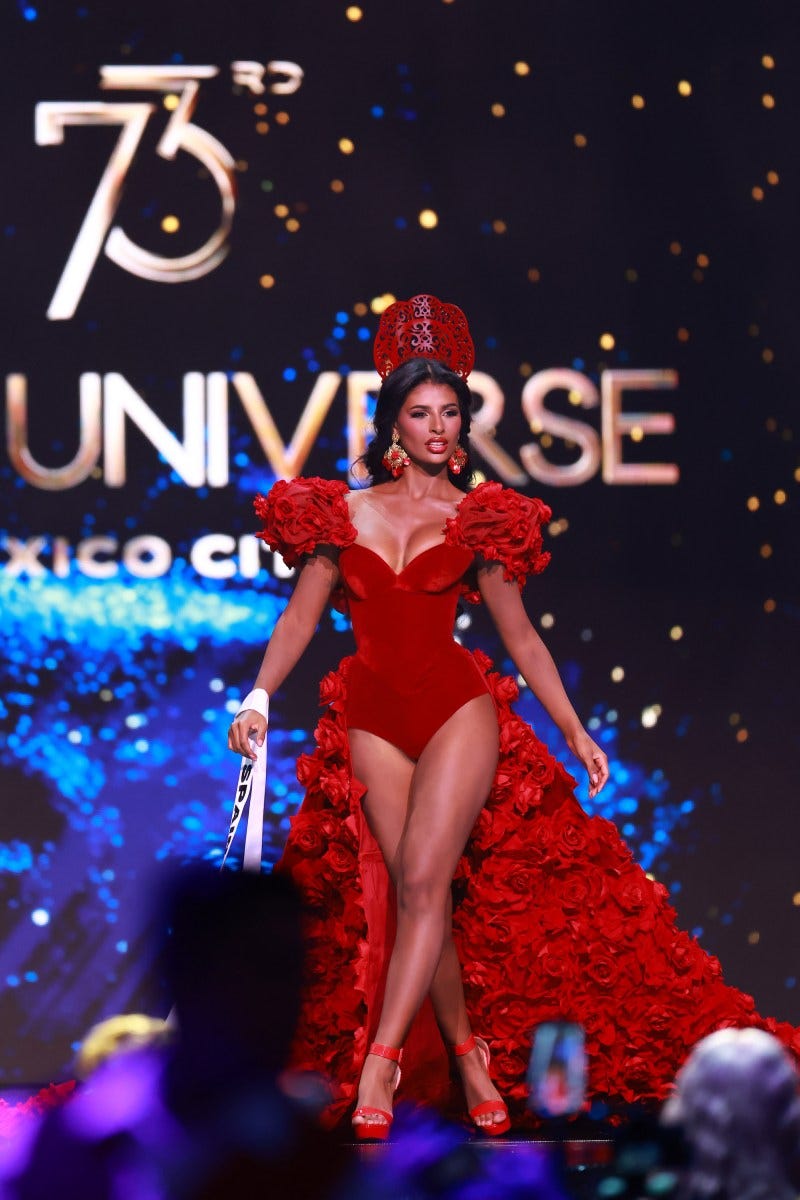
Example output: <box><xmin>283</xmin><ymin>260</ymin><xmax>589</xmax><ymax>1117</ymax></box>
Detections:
<box><xmin>229</xmin><ymin>295</ymin><xmax>798</xmax><ymax>1138</ymax></box>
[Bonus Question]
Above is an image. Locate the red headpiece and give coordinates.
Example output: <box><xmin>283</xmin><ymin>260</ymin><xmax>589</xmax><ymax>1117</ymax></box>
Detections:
<box><xmin>373</xmin><ymin>293</ymin><xmax>475</xmax><ymax>381</ymax></box>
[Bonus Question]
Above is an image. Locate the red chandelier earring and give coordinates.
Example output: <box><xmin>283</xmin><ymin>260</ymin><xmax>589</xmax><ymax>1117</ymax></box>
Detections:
<box><xmin>448</xmin><ymin>444</ymin><xmax>468</xmax><ymax>475</ymax></box>
<box><xmin>382</xmin><ymin>432</ymin><xmax>411</xmax><ymax>478</ymax></box>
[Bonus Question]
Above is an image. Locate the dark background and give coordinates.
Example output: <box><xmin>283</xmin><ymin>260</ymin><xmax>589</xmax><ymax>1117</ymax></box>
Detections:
<box><xmin>1</xmin><ymin>0</ymin><xmax>798</xmax><ymax>1081</ymax></box>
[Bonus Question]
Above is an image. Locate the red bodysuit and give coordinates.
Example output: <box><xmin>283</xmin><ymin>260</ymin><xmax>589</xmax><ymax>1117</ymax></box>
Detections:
<box><xmin>255</xmin><ymin>477</ymin><xmax>800</xmax><ymax>1129</ymax></box>
<box><xmin>340</xmin><ymin>542</ymin><xmax>487</xmax><ymax>759</ymax></box>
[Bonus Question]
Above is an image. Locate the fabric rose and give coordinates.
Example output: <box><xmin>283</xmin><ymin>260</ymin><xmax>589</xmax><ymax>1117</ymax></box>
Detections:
<box><xmin>287</xmin><ymin>813</ymin><xmax>327</xmax><ymax>859</ymax></box>
<box><xmin>254</xmin><ymin>476</ymin><xmax>357</xmax><ymax>568</ymax></box>
<box><xmin>445</xmin><ymin>480</ymin><xmax>552</xmax><ymax>591</ymax></box>
<box><xmin>319</xmin><ymin>664</ymin><xmax>350</xmax><ymax>712</ymax></box>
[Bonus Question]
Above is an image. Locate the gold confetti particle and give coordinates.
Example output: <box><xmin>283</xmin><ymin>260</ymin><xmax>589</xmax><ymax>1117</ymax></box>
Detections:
<box><xmin>514</xmin><ymin>61</ymin><xmax>531</xmax><ymax>76</ymax></box>
<box><xmin>669</xmin><ymin>625</ymin><xmax>683</xmax><ymax>641</ymax></box>
<box><xmin>764</xmin><ymin>598</ymin><xmax>776</xmax><ymax>613</ymax></box>
<box><xmin>161</xmin><ymin>215</ymin><xmax>180</xmax><ymax>233</ymax></box>
<box><xmin>762</xmin><ymin>54</ymin><xmax>775</xmax><ymax>69</ymax></box>
<box><xmin>729</xmin><ymin>712</ymin><xmax>741</xmax><ymax>726</ymax></box>
<box><xmin>611</xmin><ymin>666</ymin><xmax>625</xmax><ymax>682</ymax></box>
<box><xmin>625</xmin><ymin>268</ymin><xmax>639</xmax><ymax>282</ymax></box>
<box><xmin>339</xmin><ymin>137</ymin><xmax>355</xmax><ymax>154</ymax></box>
<box><xmin>631</xmin><ymin>94</ymin><xmax>645</xmax><ymax>109</ymax></box>
<box><xmin>573</xmin><ymin>133</ymin><xmax>587</xmax><ymax>148</ymax></box>
<box><xmin>275</xmin><ymin>111</ymin><xmax>290</xmax><ymax>125</ymax></box>
<box><xmin>669</xmin><ymin>241</ymin><xmax>682</xmax><ymax>255</ymax></box>
<box><xmin>748</xmin><ymin>323</ymin><xmax>760</xmax><ymax>336</ymax></box>
<box><xmin>527</xmin><ymin>267</ymin><xmax>541</xmax><ymax>282</ymax></box>
<box><xmin>794</xmin><ymin>467</ymin><xmax>800</xmax><ymax>483</ymax></box>
<box><xmin>330</xmin><ymin>179</ymin><xmax>345</xmax><ymax>193</ymax></box>
<box><xmin>760</xmin><ymin>544</ymin><xmax>773</xmax><ymax>558</ymax></box>
<box><xmin>747</xmin><ymin>496</ymin><xmax>760</xmax><ymax>511</ymax></box>
<box><xmin>752</xmin><ymin>186</ymin><xmax>765</xmax><ymax>201</ymax></box>
<box><xmin>492</xmin><ymin>218</ymin><xmax>507</xmax><ymax>234</ymax></box>
<box><xmin>767</xmin><ymin>170</ymin><xmax>780</xmax><ymax>185</ymax></box>
<box><xmin>491</xmin><ymin>102</ymin><xmax>506</xmax><ymax>117</ymax></box>
<box><xmin>235</xmin><ymin>159</ymin><xmax>248</xmax><ymax>173</ymax></box>
<box><xmin>793</xmin><ymin>891</ymin><xmax>800</xmax><ymax>906</ymax></box>
<box><xmin>254</xmin><ymin>102</ymin><xmax>268</xmax><ymax>115</ymax></box>
<box><xmin>641</xmin><ymin>705</ymin><xmax>661</xmax><ymax>728</ymax></box>
<box><xmin>736</xmin><ymin>729</ymin><xmax>749</xmax><ymax>743</ymax></box>
<box><xmin>774</xmin><ymin>489</ymin><xmax>787</xmax><ymax>504</ymax></box>
<box><xmin>370</xmin><ymin>293</ymin><xmax>396</xmax><ymax>314</ymax></box>
<box><xmin>540</xmin><ymin>612</ymin><xmax>555</xmax><ymax>629</ymax></box>
<box><xmin>353</xmin><ymin>302</ymin><xmax>368</xmax><ymax>316</ymax></box>
<box><xmin>345</xmin><ymin>5</ymin><xmax>363</xmax><ymax>20</ymax></box>
<box><xmin>599</xmin><ymin>332</ymin><xmax>615</xmax><ymax>350</ymax></box>
<box><xmin>255</xmin><ymin>121</ymin><xmax>269</xmax><ymax>134</ymax></box>
<box><xmin>285</xmin><ymin>217</ymin><xmax>300</xmax><ymax>233</ymax></box>
<box><xmin>762</xmin><ymin>93</ymin><xmax>776</xmax><ymax>109</ymax></box>
<box><xmin>163</xmin><ymin>93</ymin><xmax>179</xmax><ymax>111</ymax></box>
<box><xmin>696</xmin><ymin>253</ymin><xmax>710</xmax><ymax>267</ymax></box>
<box><xmin>274</xmin><ymin>203</ymin><xmax>289</xmax><ymax>218</ymax></box>
<box><xmin>259</xmin><ymin>274</ymin><xmax>275</xmax><ymax>289</ymax></box>
<box><xmin>677</xmin><ymin>327</ymin><xmax>690</xmax><ymax>342</ymax></box>
<box><xmin>540</xmin><ymin>433</ymin><xmax>553</xmax><ymax>448</ymax></box>
<box><xmin>519</xmin><ymin>362</ymin><xmax>533</xmax><ymax>377</ymax></box>
<box><xmin>99</xmin><ymin>688</ymin><xmax>113</xmax><ymax>702</ymax></box>
<box><xmin>677</xmin><ymin>80</ymin><xmax>692</xmax><ymax>97</ymax></box>
<box><xmin>762</xmin><ymin>348</ymin><xmax>774</xmax><ymax>363</ymax></box>
<box><xmin>747</xmin><ymin>930</ymin><xmax>760</xmax><ymax>943</ymax></box>
<box><xmin>630</xmin><ymin>425</ymin><xmax>644</xmax><ymax>443</ymax></box>
<box><xmin>692</xmin><ymin>268</ymin><xmax>705</xmax><ymax>282</ymax></box>
<box><xmin>568</xmin><ymin>389</ymin><xmax>582</xmax><ymax>406</ymax></box>
<box><xmin>419</xmin><ymin>209</ymin><xmax>438</xmax><ymax>229</ymax></box>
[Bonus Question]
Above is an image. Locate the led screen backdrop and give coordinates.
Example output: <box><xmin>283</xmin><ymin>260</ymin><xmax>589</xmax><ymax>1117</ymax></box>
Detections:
<box><xmin>1</xmin><ymin>0</ymin><xmax>798</xmax><ymax>1082</ymax></box>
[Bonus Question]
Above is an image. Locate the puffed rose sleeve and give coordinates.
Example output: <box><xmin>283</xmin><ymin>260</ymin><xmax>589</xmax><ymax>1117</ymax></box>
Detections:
<box><xmin>254</xmin><ymin>477</ymin><xmax>358</xmax><ymax>568</ymax></box>
<box><xmin>445</xmin><ymin>481</ymin><xmax>551</xmax><ymax>594</ymax></box>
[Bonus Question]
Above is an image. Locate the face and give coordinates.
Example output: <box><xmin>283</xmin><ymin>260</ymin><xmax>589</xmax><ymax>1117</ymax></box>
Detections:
<box><xmin>394</xmin><ymin>382</ymin><xmax>462</xmax><ymax>470</ymax></box>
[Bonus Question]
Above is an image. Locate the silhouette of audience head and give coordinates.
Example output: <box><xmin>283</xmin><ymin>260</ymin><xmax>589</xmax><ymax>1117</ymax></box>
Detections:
<box><xmin>662</xmin><ymin>1027</ymin><xmax>800</xmax><ymax>1200</ymax></box>
<box><xmin>162</xmin><ymin>864</ymin><xmax>305</xmax><ymax>1084</ymax></box>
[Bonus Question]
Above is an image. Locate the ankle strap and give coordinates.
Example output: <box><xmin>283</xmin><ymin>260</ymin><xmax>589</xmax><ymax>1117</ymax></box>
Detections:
<box><xmin>369</xmin><ymin>1041</ymin><xmax>403</xmax><ymax>1063</ymax></box>
<box><xmin>453</xmin><ymin>1035</ymin><xmax>477</xmax><ymax>1056</ymax></box>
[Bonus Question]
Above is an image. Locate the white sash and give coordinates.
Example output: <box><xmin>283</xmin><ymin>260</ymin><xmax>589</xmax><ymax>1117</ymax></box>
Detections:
<box><xmin>222</xmin><ymin>690</ymin><xmax>269</xmax><ymax>871</ymax></box>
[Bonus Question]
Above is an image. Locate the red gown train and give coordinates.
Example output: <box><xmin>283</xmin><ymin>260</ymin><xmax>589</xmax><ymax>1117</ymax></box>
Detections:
<box><xmin>255</xmin><ymin>477</ymin><xmax>800</xmax><ymax>1128</ymax></box>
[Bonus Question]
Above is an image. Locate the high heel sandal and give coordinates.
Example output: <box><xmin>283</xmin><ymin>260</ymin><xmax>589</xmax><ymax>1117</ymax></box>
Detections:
<box><xmin>352</xmin><ymin>1042</ymin><xmax>402</xmax><ymax>1142</ymax></box>
<box><xmin>454</xmin><ymin>1034</ymin><xmax>511</xmax><ymax>1136</ymax></box>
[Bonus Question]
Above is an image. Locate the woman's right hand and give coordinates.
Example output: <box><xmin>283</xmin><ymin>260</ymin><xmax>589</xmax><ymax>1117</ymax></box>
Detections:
<box><xmin>227</xmin><ymin>709</ymin><xmax>268</xmax><ymax>761</ymax></box>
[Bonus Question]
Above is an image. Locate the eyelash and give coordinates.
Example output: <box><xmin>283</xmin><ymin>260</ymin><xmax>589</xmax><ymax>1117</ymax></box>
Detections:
<box><xmin>409</xmin><ymin>410</ymin><xmax>459</xmax><ymax>418</ymax></box>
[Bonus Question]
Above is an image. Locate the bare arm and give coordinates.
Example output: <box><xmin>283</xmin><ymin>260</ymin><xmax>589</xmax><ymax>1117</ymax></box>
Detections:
<box><xmin>478</xmin><ymin>563</ymin><xmax>609</xmax><ymax>797</ymax></box>
<box><xmin>227</xmin><ymin>550</ymin><xmax>340</xmax><ymax>759</ymax></box>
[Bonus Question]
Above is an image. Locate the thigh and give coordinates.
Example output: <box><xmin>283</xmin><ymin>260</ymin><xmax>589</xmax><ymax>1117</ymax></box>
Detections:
<box><xmin>401</xmin><ymin>694</ymin><xmax>499</xmax><ymax>883</ymax></box>
<box><xmin>348</xmin><ymin>728</ymin><xmax>414</xmax><ymax>879</ymax></box>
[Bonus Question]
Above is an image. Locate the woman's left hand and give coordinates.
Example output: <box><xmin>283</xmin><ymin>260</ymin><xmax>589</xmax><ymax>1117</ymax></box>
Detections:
<box><xmin>567</xmin><ymin>729</ymin><xmax>609</xmax><ymax>798</ymax></box>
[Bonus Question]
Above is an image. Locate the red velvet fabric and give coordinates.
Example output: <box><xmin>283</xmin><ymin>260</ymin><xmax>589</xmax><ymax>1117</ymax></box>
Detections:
<box><xmin>340</xmin><ymin>542</ymin><xmax>487</xmax><ymax>759</ymax></box>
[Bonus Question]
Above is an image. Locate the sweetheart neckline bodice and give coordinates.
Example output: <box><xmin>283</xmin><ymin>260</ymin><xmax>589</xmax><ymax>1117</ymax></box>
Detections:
<box><xmin>341</xmin><ymin>539</ymin><xmax>459</xmax><ymax>579</ymax></box>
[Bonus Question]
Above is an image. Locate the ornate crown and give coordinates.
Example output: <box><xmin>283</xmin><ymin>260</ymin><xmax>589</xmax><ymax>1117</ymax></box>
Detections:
<box><xmin>373</xmin><ymin>293</ymin><xmax>475</xmax><ymax>381</ymax></box>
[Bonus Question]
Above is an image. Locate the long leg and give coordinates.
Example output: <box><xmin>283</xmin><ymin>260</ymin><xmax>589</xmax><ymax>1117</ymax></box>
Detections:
<box><xmin>349</xmin><ymin>694</ymin><xmax>505</xmax><ymax>1127</ymax></box>
<box><xmin>349</xmin><ymin>739</ymin><xmax>469</xmax><ymax>1042</ymax></box>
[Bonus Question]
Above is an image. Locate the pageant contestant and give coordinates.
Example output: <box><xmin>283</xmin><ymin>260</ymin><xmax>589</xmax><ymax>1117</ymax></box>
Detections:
<box><xmin>229</xmin><ymin>295</ymin><xmax>798</xmax><ymax>1139</ymax></box>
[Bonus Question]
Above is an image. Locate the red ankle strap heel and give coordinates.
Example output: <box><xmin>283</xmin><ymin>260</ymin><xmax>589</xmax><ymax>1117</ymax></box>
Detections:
<box><xmin>453</xmin><ymin>1034</ymin><xmax>511</xmax><ymax>1137</ymax></box>
<box><xmin>352</xmin><ymin>1041</ymin><xmax>403</xmax><ymax>1142</ymax></box>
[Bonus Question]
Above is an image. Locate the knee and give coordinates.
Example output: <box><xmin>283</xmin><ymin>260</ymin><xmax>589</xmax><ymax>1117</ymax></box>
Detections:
<box><xmin>397</xmin><ymin>867</ymin><xmax>448</xmax><ymax>919</ymax></box>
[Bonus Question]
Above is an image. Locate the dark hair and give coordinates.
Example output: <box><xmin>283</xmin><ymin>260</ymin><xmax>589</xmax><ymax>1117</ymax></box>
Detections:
<box><xmin>360</xmin><ymin>358</ymin><xmax>475</xmax><ymax>490</ymax></box>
